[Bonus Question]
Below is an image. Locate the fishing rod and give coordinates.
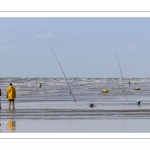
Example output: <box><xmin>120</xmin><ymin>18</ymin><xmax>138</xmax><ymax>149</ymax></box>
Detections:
<box><xmin>115</xmin><ymin>51</ymin><xmax>128</xmax><ymax>105</ymax></box>
<box><xmin>50</xmin><ymin>47</ymin><xmax>76</xmax><ymax>103</ymax></box>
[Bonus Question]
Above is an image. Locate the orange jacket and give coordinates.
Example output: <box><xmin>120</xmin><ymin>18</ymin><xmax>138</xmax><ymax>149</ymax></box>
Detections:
<box><xmin>6</xmin><ymin>86</ymin><xmax>16</xmax><ymax>99</ymax></box>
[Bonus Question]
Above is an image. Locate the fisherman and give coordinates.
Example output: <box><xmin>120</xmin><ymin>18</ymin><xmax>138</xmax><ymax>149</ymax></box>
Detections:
<box><xmin>38</xmin><ymin>82</ymin><xmax>42</xmax><ymax>88</ymax></box>
<box><xmin>129</xmin><ymin>80</ymin><xmax>131</xmax><ymax>84</ymax></box>
<box><xmin>6</xmin><ymin>83</ymin><xmax>16</xmax><ymax>109</ymax></box>
<box><xmin>0</xmin><ymin>89</ymin><xmax>1</xmax><ymax>109</ymax></box>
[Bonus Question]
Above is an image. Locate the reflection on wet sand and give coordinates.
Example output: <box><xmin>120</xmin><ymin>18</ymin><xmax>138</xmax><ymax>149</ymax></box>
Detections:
<box><xmin>7</xmin><ymin>120</ymin><xmax>16</xmax><ymax>131</ymax></box>
<box><xmin>7</xmin><ymin>109</ymin><xmax>16</xmax><ymax>132</ymax></box>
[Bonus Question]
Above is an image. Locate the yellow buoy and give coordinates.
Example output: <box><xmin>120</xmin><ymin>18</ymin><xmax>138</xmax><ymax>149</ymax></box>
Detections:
<box><xmin>102</xmin><ymin>89</ymin><xmax>109</xmax><ymax>93</ymax></box>
<box><xmin>135</xmin><ymin>87</ymin><xmax>140</xmax><ymax>90</ymax></box>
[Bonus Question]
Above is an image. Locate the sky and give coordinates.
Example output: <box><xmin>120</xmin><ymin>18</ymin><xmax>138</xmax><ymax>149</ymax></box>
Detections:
<box><xmin>1</xmin><ymin>17</ymin><xmax>150</xmax><ymax>78</ymax></box>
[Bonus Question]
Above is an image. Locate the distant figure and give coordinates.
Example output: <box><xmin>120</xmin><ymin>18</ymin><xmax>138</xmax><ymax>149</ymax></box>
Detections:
<box><xmin>6</xmin><ymin>83</ymin><xmax>16</xmax><ymax>109</ymax></box>
<box><xmin>129</xmin><ymin>80</ymin><xmax>131</xmax><ymax>84</ymax></box>
<box><xmin>0</xmin><ymin>89</ymin><xmax>1</xmax><ymax>109</ymax></box>
<box><xmin>38</xmin><ymin>82</ymin><xmax>42</xmax><ymax>88</ymax></box>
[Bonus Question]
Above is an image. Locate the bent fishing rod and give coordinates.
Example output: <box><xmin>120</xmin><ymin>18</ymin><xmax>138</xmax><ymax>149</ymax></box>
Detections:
<box><xmin>115</xmin><ymin>51</ymin><xmax>127</xmax><ymax>105</ymax></box>
<box><xmin>50</xmin><ymin>47</ymin><xmax>76</xmax><ymax>103</ymax></box>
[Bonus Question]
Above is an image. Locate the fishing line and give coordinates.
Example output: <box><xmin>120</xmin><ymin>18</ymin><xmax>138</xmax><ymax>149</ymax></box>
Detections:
<box><xmin>50</xmin><ymin>47</ymin><xmax>76</xmax><ymax>103</ymax></box>
<box><xmin>115</xmin><ymin>51</ymin><xmax>127</xmax><ymax>105</ymax></box>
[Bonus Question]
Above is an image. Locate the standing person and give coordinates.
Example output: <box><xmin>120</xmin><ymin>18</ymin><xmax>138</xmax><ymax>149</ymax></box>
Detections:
<box><xmin>0</xmin><ymin>89</ymin><xmax>1</xmax><ymax>109</ymax></box>
<box><xmin>38</xmin><ymin>82</ymin><xmax>42</xmax><ymax>88</ymax></box>
<box><xmin>6</xmin><ymin>83</ymin><xmax>16</xmax><ymax>109</ymax></box>
<box><xmin>129</xmin><ymin>80</ymin><xmax>131</xmax><ymax>84</ymax></box>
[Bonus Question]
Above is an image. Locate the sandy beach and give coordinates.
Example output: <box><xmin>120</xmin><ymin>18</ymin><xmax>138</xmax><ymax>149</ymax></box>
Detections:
<box><xmin>1</xmin><ymin>78</ymin><xmax>150</xmax><ymax>133</ymax></box>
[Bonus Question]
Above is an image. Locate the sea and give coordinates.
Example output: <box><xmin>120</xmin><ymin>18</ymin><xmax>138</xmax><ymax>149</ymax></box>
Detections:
<box><xmin>1</xmin><ymin>78</ymin><xmax>150</xmax><ymax>133</ymax></box>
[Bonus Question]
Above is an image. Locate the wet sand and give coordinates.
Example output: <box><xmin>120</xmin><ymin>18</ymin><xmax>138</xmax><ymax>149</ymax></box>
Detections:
<box><xmin>1</xmin><ymin>108</ymin><xmax>150</xmax><ymax>119</ymax></box>
<box><xmin>2</xmin><ymin>118</ymin><xmax>150</xmax><ymax>133</ymax></box>
<box><xmin>1</xmin><ymin>105</ymin><xmax>150</xmax><ymax>133</ymax></box>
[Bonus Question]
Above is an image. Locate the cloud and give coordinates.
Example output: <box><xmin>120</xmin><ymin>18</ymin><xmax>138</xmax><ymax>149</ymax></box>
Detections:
<box><xmin>47</xmin><ymin>32</ymin><xmax>54</xmax><ymax>38</ymax></box>
<box><xmin>127</xmin><ymin>44</ymin><xmax>138</xmax><ymax>51</ymax></box>
<box><xmin>34</xmin><ymin>32</ymin><xmax>54</xmax><ymax>39</ymax></box>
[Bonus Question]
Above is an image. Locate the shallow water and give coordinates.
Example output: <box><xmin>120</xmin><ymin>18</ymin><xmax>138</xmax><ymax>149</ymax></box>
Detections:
<box><xmin>0</xmin><ymin>78</ymin><xmax>150</xmax><ymax>133</ymax></box>
<box><xmin>0</xmin><ymin>78</ymin><xmax>149</xmax><ymax>103</ymax></box>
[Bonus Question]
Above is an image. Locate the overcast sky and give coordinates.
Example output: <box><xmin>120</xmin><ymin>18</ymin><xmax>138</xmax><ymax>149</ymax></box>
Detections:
<box><xmin>0</xmin><ymin>17</ymin><xmax>150</xmax><ymax>78</ymax></box>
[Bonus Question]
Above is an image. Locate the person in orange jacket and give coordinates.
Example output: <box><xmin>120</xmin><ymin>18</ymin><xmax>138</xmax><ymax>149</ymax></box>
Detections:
<box><xmin>0</xmin><ymin>89</ymin><xmax>1</xmax><ymax>109</ymax></box>
<box><xmin>6</xmin><ymin>83</ymin><xmax>16</xmax><ymax>109</ymax></box>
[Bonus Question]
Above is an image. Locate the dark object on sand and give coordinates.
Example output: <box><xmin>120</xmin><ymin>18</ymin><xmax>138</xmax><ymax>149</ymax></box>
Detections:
<box><xmin>136</xmin><ymin>100</ymin><xmax>141</xmax><ymax>105</ymax></box>
<box><xmin>0</xmin><ymin>89</ymin><xmax>1</xmax><ymax>96</ymax></box>
<box><xmin>89</xmin><ymin>104</ymin><xmax>94</xmax><ymax>107</ymax></box>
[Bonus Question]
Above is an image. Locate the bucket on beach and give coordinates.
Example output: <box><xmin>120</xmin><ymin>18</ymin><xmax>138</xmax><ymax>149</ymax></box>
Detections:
<box><xmin>89</xmin><ymin>104</ymin><xmax>94</xmax><ymax>107</ymax></box>
<box><xmin>136</xmin><ymin>100</ymin><xmax>141</xmax><ymax>105</ymax></box>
